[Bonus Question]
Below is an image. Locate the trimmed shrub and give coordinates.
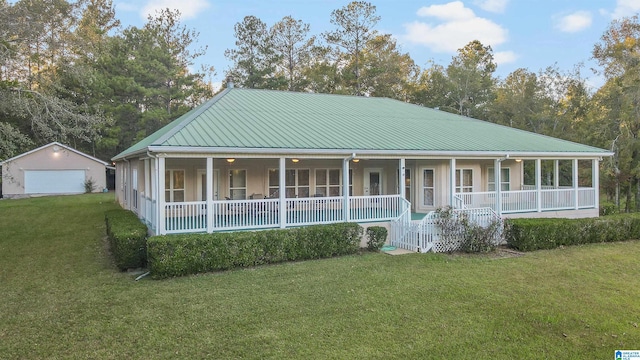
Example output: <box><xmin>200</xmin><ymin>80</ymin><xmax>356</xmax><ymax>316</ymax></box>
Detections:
<box><xmin>505</xmin><ymin>214</ymin><xmax>640</xmax><ymax>252</ymax></box>
<box><xmin>366</xmin><ymin>226</ymin><xmax>387</xmax><ymax>251</ymax></box>
<box><xmin>105</xmin><ymin>209</ymin><xmax>148</xmax><ymax>270</ymax></box>
<box><xmin>599</xmin><ymin>202</ymin><xmax>618</xmax><ymax>216</ymax></box>
<box><xmin>147</xmin><ymin>222</ymin><xmax>363</xmax><ymax>279</ymax></box>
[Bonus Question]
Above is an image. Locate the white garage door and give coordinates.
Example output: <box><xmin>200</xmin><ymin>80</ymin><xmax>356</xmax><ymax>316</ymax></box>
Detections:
<box><xmin>24</xmin><ymin>170</ymin><xmax>86</xmax><ymax>194</ymax></box>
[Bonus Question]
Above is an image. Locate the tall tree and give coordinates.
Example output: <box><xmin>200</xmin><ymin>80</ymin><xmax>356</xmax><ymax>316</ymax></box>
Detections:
<box><xmin>324</xmin><ymin>1</ymin><xmax>380</xmax><ymax>96</ymax></box>
<box><xmin>301</xmin><ymin>44</ymin><xmax>342</xmax><ymax>94</ymax></box>
<box><xmin>92</xmin><ymin>8</ymin><xmax>213</xmax><ymax>157</ymax></box>
<box><xmin>225</xmin><ymin>15</ymin><xmax>284</xmax><ymax>89</ymax></box>
<box><xmin>270</xmin><ymin>16</ymin><xmax>314</xmax><ymax>91</ymax></box>
<box><xmin>358</xmin><ymin>34</ymin><xmax>418</xmax><ymax>100</ymax></box>
<box><xmin>409</xmin><ymin>62</ymin><xmax>449</xmax><ymax>110</ymax></box>
<box><xmin>446</xmin><ymin>40</ymin><xmax>497</xmax><ymax>119</ymax></box>
<box><xmin>592</xmin><ymin>15</ymin><xmax>640</xmax><ymax>211</ymax></box>
<box><xmin>0</xmin><ymin>0</ymin><xmax>108</xmax><ymax>157</ymax></box>
<box><xmin>74</xmin><ymin>0</ymin><xmax>120</xmax><ymax>61</ymax></box>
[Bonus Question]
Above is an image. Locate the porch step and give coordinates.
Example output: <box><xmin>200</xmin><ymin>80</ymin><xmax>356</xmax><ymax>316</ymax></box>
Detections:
<box><xmin>382</xmin><ymin>248</ymin><xmax>416</xmax><ymax>255</ymax></box>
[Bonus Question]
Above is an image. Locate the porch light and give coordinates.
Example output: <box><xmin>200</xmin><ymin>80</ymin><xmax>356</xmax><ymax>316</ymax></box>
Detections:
<box><xmin>515</xmin><ymin>159</ymin><xmax>522</xmax><ymax>163</ymax></box>
<box><xmin>226</xmin><ymin>158</ymin><xmax>235</xmax><ymax>163</ymax></box>
<box><xmin>352</xmin><ymin>158</ymin><xmax>360</xmax><ymax>163</ymax></box>
<box><xmin>291</xmin><ymin>158</ymin><xmax>299</xmax><ymax>163</ymax></box>
<box><xmin>53</xmin><ymin>145</ymin><xmax>60</xmax><ymax>153</ymax></box>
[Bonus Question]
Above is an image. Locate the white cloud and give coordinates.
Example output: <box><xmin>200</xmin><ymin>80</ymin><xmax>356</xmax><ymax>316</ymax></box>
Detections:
<box><xmin>555</xmin><ymin>11</ymin><xmax>592</xmax><ymax>33</ymax></box>
<box><xmin>493</xmin><ymin>50</ymin><xmax>517</xmax><ymax>65</ymax></box>
<box><xmin>141</xmin><ymin>0</ymin><xmax>210</xmax><ymax>20</ymax></box>
<box><xmin>612</xmin><ymin>0</ymin><xmax>640</xmax><ymax>19</ymax></box>
<box><xmin>474</xmin><ymin>0</ymin><xmax>509</xmax><ymax>13</ymax></box>
<box><xmin>416</xmin><ymin>1</ymin><xmax>475</xmax><ymax>21</ymax></box>
<box><xmin>404</xmin><ymin>2</ymin><xmax>508</xmax><ymax>53</ymax></box>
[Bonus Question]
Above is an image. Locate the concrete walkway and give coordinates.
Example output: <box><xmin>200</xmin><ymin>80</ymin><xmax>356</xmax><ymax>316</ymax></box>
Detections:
<box><xmin>382</xmin><ymin>248</ymin><xmax>415</xmax><ymax>255</ymax></box>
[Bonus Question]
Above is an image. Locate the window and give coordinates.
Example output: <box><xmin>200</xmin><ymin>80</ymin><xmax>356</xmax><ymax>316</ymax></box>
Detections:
<box><xmin>268</xmin><ymin>169</ymin><xmax>309</xmax><ymax>198</ymax></box>
<box><xmin>488</xmin><ymin>167</ymin><xmax>510</xmax><ymax>191</ymax></box>
<box><xmin>456</xmin><ymin>169</ymin><xmax>473</xmax><ymax>193</ymax></box>
<box><xmin>316</xmin><ymin>169</ymin><xmax>341</xmax><ymax>196</ymax></box>
<box><xmin>423</xmin><ymin>169</ymin><xmax>435</xmax><ymax>206</ymax></box>
<box><xmin>229</xmin><ymin>169</ymin><xmax>247</xmax><ymax>200</ymax></box>
<box><xmin>165</xmin><ymin>169</ymin><xmax>185</xmax><ymax>202</ymax></box>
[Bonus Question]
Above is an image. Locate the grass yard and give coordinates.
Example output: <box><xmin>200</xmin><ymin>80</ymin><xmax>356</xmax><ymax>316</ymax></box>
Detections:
<box><xmin>1</xmin><ymin>193</ymin><xmax>639</xmax><ymax>359</ymax></box>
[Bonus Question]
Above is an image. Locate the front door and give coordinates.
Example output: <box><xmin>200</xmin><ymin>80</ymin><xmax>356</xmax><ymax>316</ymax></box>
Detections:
<box><xmin>197</xmin><ymin>169</ymin><xmax>219</xmax><ymax>200</ymax></box>
<box><xmin>364</xmin><ymin>168</ymin><xmax>383</xmax><ymax>196</ymax></box>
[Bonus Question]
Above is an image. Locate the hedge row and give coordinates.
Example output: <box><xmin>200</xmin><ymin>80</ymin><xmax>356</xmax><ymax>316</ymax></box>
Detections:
<box><xmin>505</xmin><ymin>214</ymin><xmax>640</xmax><ymax>251</ymax></box>
<box><xmin>147</xmin><ymin>222</ymin><xmax>363</xmax><ymax>279</ymax></box>
<box><xmin>105</xmin><ymin>209</ymin><xmax>148</xmax><ymax>270</ymax></box>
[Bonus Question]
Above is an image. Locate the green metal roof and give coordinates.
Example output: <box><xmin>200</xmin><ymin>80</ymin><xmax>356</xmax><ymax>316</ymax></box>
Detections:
<box><xmin>113</xmin><ymin>88</ymin><xmax>611</xmax><ymax>160</ymax></box>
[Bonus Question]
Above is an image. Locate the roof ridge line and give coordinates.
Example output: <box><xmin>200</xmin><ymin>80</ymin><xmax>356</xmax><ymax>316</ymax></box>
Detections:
<box><xmin>154</xmin><ymin>88</ymin><xmax>232</xmax><ymax>146</ymax></box>
<box><xmin>1</xmin><ymin>141</ymin><xmax>109</xmax><ymax>165</ymax></box>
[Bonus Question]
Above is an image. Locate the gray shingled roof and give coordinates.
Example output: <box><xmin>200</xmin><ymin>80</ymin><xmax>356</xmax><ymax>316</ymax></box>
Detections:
<box><xmin>113</xmin><ymin>88</ymin><xmax>611</xmax><ymax>160</ymax></box>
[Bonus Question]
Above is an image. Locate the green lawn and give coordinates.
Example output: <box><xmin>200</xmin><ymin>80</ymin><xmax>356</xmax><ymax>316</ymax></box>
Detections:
<box><xmin>1</xmin><ymin>193</ymin><xmax>639</xmax><ymax>359</ymax></box>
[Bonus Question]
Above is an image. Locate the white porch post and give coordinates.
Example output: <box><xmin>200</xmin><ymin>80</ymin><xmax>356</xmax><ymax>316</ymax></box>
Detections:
<box><xmin>151</xmin><ymin>159</ymin><xmax>157</xmax><ymax>231</ymax></box>
<box><xmin>449</xmin><ymin>158</ymin><xmax>456</xmax><ymax>207</ymax></box>
<box><xmin>593</xmin><ymin>158</ymin><xmax>600</xmax><ymax>211</ymax></box>
<box><xmin>554</xmin><ymin>160</ymin><xmax>559</xmax><ymax>189</ymax></box>
<box><xmin>494</xmin><ymin>159</ymin><xmax>502</xmax><ymax>216</ymax></box>
<box><xmin>399</xmin><ymin>158</ymin><xmax>406</xmax><ymax>197</ymax></box>
<box><xmin>573</xmin><ymin>158</ymin><xmax>579</xmax><ymax>210</ymax></box>
<box><xmin>158</xmin><ymin>156</ymin><xmax>166</xmax><ymax>235</ymax></box>
<box><xmin>279</xmin><ymin>157</ymin><xmax>286</xmax><ymax>228</ymax></box>
<box><xmin>206</xmin><ymin>157</ymin><xmax>214</xmax><ymax>233</ymax></box>
<box><xmin>536</xmin><ymin>158</ymin><xmax>542</xmax><ymax>212</ymax></box>
<box><xmin>343</xmin><ymin>158</ymin><xmax>350</xmax><ymax>222</ymax></box>
<box><xmin>399</xmin><ymin>158</ymin><xmax>406</xmax><ymax>214</ymax></box>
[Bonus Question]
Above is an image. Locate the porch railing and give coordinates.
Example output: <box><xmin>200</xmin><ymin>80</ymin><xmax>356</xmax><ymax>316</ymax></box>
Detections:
<box><xmin>349</xmin><ymin>195</ymin><xmax>404</xmax><ymax>222</ymax></box>
<box><xmin>456</xmin><ymin>187</ymin><xmax>596</xmax><ymax>214</ymax></box>
<box><xmin>502</xmin><ymin>190</ymin><xmax>537</xmax><ymax>213</ymax></box>
<box><xmin>165</xmin><ymin>201</ymin><xmax>207</xmax><ymax>233</ymax></box>
<box><xmin>211</xmin><ymin>198</ymin><xmax>280</xmax><ymax>231</ymax></box>
<box><xmin>521</xmin><ymin>185</ymin><xmax>573</xmax><ymax>190</ymax></box>
<box><xmin>141</xmin><ymin>195</ymin><xmax>156</xmax><ymax>231</ymax></box>
<box><xmin>286</xmin><ymin>196</ymin><xmax>344</xmax><ymax>226</ymax></box>
<box><xmin>390</xmin><ymin>199</ymin><xmax>416</xmax><ymax>251</ymax></box>
<box><xmin>162</xmin><ymin>194</ymin><xmax>404</xmax><ymax>234</ymax></box>
<box><xmin>540</xmin><ymin>189</ymin><xmax>574</xmax><ymax>211</ymax></box>
<box><xmin>578</xmin><ymin>188</ymin><xmax>596</xmax><ymax>208</ymax></box>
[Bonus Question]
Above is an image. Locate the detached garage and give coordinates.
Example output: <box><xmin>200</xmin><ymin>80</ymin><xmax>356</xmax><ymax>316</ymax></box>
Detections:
<box><xmin>1</xmin><ymin>142</ymin><xmax>109</xmax><ymax>198</ymax></box>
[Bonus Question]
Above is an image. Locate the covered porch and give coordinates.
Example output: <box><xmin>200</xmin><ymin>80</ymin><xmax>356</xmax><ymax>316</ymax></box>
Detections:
<box><xmin>121</xmin><ymin>154</ymin><xmax>601</xmax><ymax>236</ymax></box>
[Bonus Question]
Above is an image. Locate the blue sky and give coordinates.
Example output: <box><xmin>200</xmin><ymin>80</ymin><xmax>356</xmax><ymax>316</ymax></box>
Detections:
<box><xmin>114</xmin><ymin>0</ymin><xmax>640</xmax><ymax>90</ymax></box>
